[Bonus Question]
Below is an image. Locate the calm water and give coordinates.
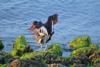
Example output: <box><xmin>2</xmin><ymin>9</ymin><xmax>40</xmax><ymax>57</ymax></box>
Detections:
<box><xmin>0</xmin><ymin>0</ymin><xmax>100</xmax><ymax>51</ymax></box>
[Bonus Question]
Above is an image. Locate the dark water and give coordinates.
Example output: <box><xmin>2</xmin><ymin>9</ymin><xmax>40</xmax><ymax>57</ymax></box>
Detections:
<box><xmin>0</xmin><ymin>0</ymin><xmax>100</xmax><ymax>51</ymax></box>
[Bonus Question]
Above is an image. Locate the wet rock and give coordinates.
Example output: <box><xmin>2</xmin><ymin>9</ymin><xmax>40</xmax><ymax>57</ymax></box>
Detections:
<box><xmin>94</xmin><ymin>63</ymin><xmax>100</xmax><ymax>67</ymax></box>
<box><xmin>71</xmin><ymin>47</ymin><xmax>96</xmax><ymax>57</ymax></box>
<box><xmin>9</xmin><ymin>59</ymin><xmax>47</xmax><ymax>67</ymax></box>
<box><xmin>93</xmin><ymin>58</ymin><xmax>100</xmax><ymax>64</ymax></box>
<box><xmin>71</xmin><ymin>57</ymin><xmax>81</xmax><ymax>64</ymax></box>
<box><xmin>72</xmin><ymin>63</ymin><xmax>86</xmax><ymax>67</ymax></box>
<box><xmin>47</xmin><ymin>43</ymin><xmax>62</xmax><ymax>56</ymax></box>
<box><xmin>71</xmin><ymin>55</ymin><xmax>89</xmax><ymax>65</ymax></box>
<box><xmin>89</xmin><ymin>50</ymin><xmax>100</xmax><ymax>64</ymax></box>
<box><xmin>0</xmin><ymin>38</ymin><xmax>4</xmax><ymax>50</ymax></box>
<box><xmin>69</xmin><ymin>36</ymin><xmax>91</xmax><ymax>49</ymax></box>
<box><xmin>45</xmin><ymin>55</ymin><xmax>71</xmax><ymax>66</ymax></box>
<box><xmin>78</xmin><ymin>55</ymin><xmax>89</xmax><ymax>65</ymax></box>
<box><xmin>0</xmin><ymin>51</ymin><xmax>14</xmax><ymax>64</ymax></box>
<box><xmin>0</xmin><ymin>64</ymin><xmax>8</xmax><ymax>67</ymax></box>
<box><xmin>13</xmin><ymin>35</ymin><xmax>28</xmax><ymax>50</ymax></box>
<box><xmin>11</xmin><ymin>35</ymin><xmax>32</xmax><ymax>56</ymax></box>
<box><xmin>0</xmin><ymin>55</ymin><xmax>5</xmax><ymax>64</ymax></box>
<box><xmin>20</xmin><ymin>51</ymin><xmax>46</xmax><ymax>60</ymax></box>
<box><xmin>48</xmin><ymin>64</ymin><xmax>66</xmax><ymax>67</ymax></box>
<box><xmin>89</xmin><ymin>50</ymin><xmax>100</xmax><ymax>59</ymax></box>
<box><xmin>10</xmin><ymin>59</ymin><xmax>22</xmax><ymax>67</ymax></box>
<box><xmin>23</xmin><ymin>45</ymin><xmax>33</xmax><ymax>53</ymax></box>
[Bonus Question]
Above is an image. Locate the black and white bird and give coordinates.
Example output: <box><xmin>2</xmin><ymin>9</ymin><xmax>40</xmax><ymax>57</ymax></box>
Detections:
<box><xmin>29</xmin><ymin>14</ymin><xmax>58</xmax><ymax>50</ymax></box>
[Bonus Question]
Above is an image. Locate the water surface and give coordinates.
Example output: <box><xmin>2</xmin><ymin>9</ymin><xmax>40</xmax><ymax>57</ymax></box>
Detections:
<box><xmin>0</xmin><ymin>0</ymin><xmax>100</xmax><ymax>51</ymax></box>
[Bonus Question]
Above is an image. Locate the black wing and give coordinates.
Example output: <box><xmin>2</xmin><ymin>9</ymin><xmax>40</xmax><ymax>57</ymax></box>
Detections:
<box><xmin>44</xmin><ymin>14</ymin><xmax>58</xmax><ymax>35</ymax></box>
<box><xmin>45</xmin><ymin>14</ymin><xmax>58</xmax><ymax>25</ymax></box>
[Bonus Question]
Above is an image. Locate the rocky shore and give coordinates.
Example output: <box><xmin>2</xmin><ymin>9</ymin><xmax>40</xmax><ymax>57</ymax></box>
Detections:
<box><xmin>0</xmin><ymin>35</ymin><xmax>100</xmax><ymax>67</ymax></box>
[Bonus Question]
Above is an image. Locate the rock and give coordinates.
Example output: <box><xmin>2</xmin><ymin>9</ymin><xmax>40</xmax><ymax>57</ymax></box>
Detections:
<box><xmin>0</xmin><ymin>51</ymin><xmax>14</xmax><ymax>64</ymax></box>
<box><xmin>9</xmin><ymin>59</ymin><xmax>47</xmax><ymax>67</ymax></box>
<box><xmin>71</xmin><ymin>57</ymin><xmax>81</xmax><ymax>64</ymax></box>
<box><xmin>20</xmin><ymin>51</ymin><xmax>49</xmax><ymax>64</ymax></box>
<box><xmin>71</xmin><ymin>55</ymin><xmax>89</xmax><ymax>64</ymax></box>
<box><xmin>20</xmin><ymin>51</ymin><xmax>46</xmax><ymax>60</ymax></box>
<box><xmin>78</xmin><ymin>55</ymin><xmax>89</xmax><ymax>65</ymax></box>
<box><xmin>23</xmin><ymin>45</ymin><xmax>33</xmax><ymax>53</ymax></box>
<box><xmin>48</xmin><ymin>64</ymin><xmax>67</xmax><ymax>67</ymax></box>
<box><xmin>13</xmin><ymin>35</ymin><xmax>28</xmax><ymax>50</ymax></box>
<box><xmin>0</xmin><ymin>38</ymin><xmax>4</xmax><ymax>50</ymax></box>
<box><xmin>0</xmin><ymin>64</ymin><xmax>7</xmax><ymax>67</ymax></box>
<box><xmin>20</xmin><ymin>49</ymin><xmax>63</xmax><ymax>65</ymax></box>
<box><xmin>0</xmin><ymin>55</ymin><xmax>5</xmax><ymax>64</ymax></box>
<box><xmin>93</xmin><ymin>58</ymin><xmax>100</xmax><ymax>64</ymax></box>
<box><xmin>72</xmin><ymin>63</ymin><xmax>86</xmax><ymax>67</ymax></box>
<box><xmin>89</xmin><ymin>50</ymin><xmax>100</xmax><ymax>64</ymax></box>
<box><xmin>71</xmin><ymin>47</ymin><xmax>96</xmax><ymax>57</ymax></box>
<box><xmin>89</xmin><ymin>44</ymin><xmax>97</xmax><ymax>48</ymax></box>
<box><xmin>69</xmin><ymin>36</ymin><xmax>91</xmax><ymax>49</ymax></box>
<box><xmin>10</xmin><ymin>59</ymin><xmax>22</xmax><ymax>67</ymax></box>
<box><xmin>94</xmin><ymin>63</ymin><xmax>100</xmax><ymax>67</ymax></box>
<box><xmin>89</xmin><ymin>50</ymin><xmax>100</xmax><ymax>59</ymax></box>
<box><xmin>11</xmin><ymin>35</ymin><xmax>32</xmax><ymax>56</ymax></box>
<box><xmin>47</xmin><ymin>43</ymin><xmax>62</xmax><ymax>56</ymax></box>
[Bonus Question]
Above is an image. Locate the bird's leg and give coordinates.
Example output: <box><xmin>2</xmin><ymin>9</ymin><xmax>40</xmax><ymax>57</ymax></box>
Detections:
<box><xmin>40</xmin><ymin>44</ymin><xmax>43</xmax><ymax>50</ymax></box>
<box><xmin>44</xmin><ymin>43</ymin><xmax>47</xmax><ymax>51</ymax></box>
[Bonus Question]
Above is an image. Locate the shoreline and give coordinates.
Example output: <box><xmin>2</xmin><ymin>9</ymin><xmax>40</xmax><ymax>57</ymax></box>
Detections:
<box><xmin>0</xmin><ymin>35</ymin><xmax>100</xmax><ymax>67</ymax></box>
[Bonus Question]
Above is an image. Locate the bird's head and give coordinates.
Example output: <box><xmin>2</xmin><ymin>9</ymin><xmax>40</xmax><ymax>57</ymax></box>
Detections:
<box><xmin>29</xmin><ymin>21</ymin><xmax>40</xmax><ymax>31</ymax></box>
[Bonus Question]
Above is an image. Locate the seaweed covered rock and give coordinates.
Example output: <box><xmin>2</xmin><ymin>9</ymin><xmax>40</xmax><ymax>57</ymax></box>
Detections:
<box><xmin>71</xmin><ymin>47</ymin><xmax>97</xmax><ymax>57</ymax></box>
<box><xmin>20</xmin><ymin>44</ymin><xmax>63</xmax><ymax>64</ymax></box>
<box><xmin>20</xmin><ymin>51</ymin><xmax>46</xmax><ymax>60</ymax></box>
<box><xmin>94</xmin><ymin>63</ymin><xmax>100</xmax><ymax>67</ymax></box>
<box><xmin>20</xmin><ymin>51</ymin><xmax>48</xmax><ymax>64</ymax></box>
<box><xmin>0</xmin><ymin>38</ymin><xmax>4</xmax><ymax>50</ymax></box>
<box><xmin>13</xmin><ymin>35</ymin><xmax>28</xmax><ymax>50</ymax></box>
<box><xmin>11</xmin><ymin>35</ymin><xmax>32</xmax><ymax>56</ymax></box>
<box><xmin>69</xmin><ymin>36</ymin><xmax>91</xmax><ymax>49</ymax></box>
<box><xmin>47</xmin><ymin>43</ymin><xmax>62</xmax><ymax>56</ymax></box>
<box><xmin>93</xmin><ymin>58</ymin><xmax>100</xmax><ymax>64</ymax></box>
<box><xmin>0</xmin><ymin>51</ymin><xmax>15</xmax><ymax>65</ymax></box>
<box><xmin>71</xmin><ymin>55</ymin><xmax>89</xmax><ymax>65</ymax></box>
<box><xmin>89</xmin><ymin>43</ymin><xmax>99</xmax><ymax>49</ymax></box>
<box><xmin>93</xmin><ymin>52</ymin><xmax>100</xmax><ymax>67</ymax></box>
<box><xmin>89</xmin><ymin>50</ymin><xmax>100</xmax><ymax>64</ymax></box>
<box><xmin>20</xmin><ymin>51</ymin><xmax>70</xmax><ymax>66</ymax></box>
<box><xmin>0</xmin><ymin>64</ymin><xmax>7</xmax><ymax>67</ymax></box>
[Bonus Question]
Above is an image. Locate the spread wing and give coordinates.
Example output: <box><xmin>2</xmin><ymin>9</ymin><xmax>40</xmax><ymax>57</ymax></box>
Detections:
<box><xmin>45</xmin><ymin>14</ymin><xmax>58</xmax><ymax>25</ymax></box>
<box><xmin>44</xmin><ymin>14</ymin><xmax>58</xmax><ymax>35</ymax></box>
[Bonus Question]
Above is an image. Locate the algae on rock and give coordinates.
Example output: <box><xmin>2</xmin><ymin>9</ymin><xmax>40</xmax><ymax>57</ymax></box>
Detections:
<box><xmin>69</xmin><ymin>36</ymin><xmax>91</xmax><ymax>49</ymax></box>
<box><xmin>11</xmin><ymin>35</ymin><xmax>28</xmax><ymax>56</ymax></box>
<box><xmin>47</xmin><ymin>43</ymin><xmax>62</xmax><ymax>56</ymax></box>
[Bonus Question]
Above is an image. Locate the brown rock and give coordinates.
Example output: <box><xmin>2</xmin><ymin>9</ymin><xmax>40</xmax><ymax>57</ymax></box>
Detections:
<box><xmin>48</xmin><ymin>64</ymin><xmax>66</xmax><ymax>67</ymax></box>
<box><xmin>9</xmin><ymin>59</ymin><xmax>47</xmax><ymax>67</ymax></box>
<box><xmin>10</xmin><ymin>59</ymin><xmax>22</xmax><ymax>67</ymax></box>
<box><xmin>94</xmin><ymin>63</ymin><xmax>100</xmax><ymax>67</ymax></box>
<box><xmin>72</xmin><ymin>63</ymin><xmax>86</xmax><ymax>67</ymax></box>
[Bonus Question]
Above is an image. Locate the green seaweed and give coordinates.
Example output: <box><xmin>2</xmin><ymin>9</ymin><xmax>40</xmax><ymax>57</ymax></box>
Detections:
<box><xmin>11</xmin><ymin>35</ymin><xmax>28</xmax><ymax>56</ymax></box>
<box><xmin>13</xmin><ymin>35</ymin><xmax>28</xmax><ymax>50</ymax></box>
<box><xmin>47</xmin><ymin>43</ymin><xmax>62</xmax><ymax>56</ymax></box>
<box><xmin>71</xmin><ymin>47</ymin><xmax>96</xmax><ymax>57</ymax></box>
<box><xmin>69</xmin><ymin>36</ymin><xmax>91</xmax><ymax>49</ymax></box>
